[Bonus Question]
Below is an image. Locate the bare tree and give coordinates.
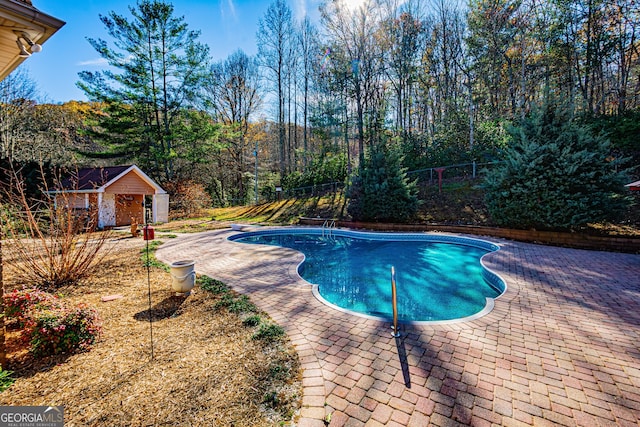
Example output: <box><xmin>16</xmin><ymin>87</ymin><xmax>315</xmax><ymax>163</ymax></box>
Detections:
<box><xmin>1</xmin><ymin>165</ymin><xmax>112</xmax><ymax>290</ymax></box>
<box><xmin>381</xmin><ymin>3</ymin><xmax>425</xmax><ymax>138</ymax></box>
<box><xmin>298</xmin><ymin>17</ymin><xmax>318</xmax><ymax>170</ymax></box>
<box><xmin>467</xmin><ymin>0</ymin><xmax>523</xmax><ymax>118</ymax></box>
<box><xmin>320</xmin><ymin>0</ymin><xmax>387</xmax><ymax>164</ymax></box>
<box><xmin>612</xmin><ymin>0</ymin><xmax>640</xmax><ymax>112</ymax></box>
<box><xmin>257</xmin><ymin>0</ymin><xmax>294</xmax><ymax>177</ymax></box>
<box><xmin>0</xmin><ymin>68</ymin><xmax>39</xmax><ymax>161</ymax></box>
<box><xmin>208</xmin><ymin>50</ymin><xmax>261</xmax><ymax>128</ymax></box>
<box><xmin>285</xmin><ymin>34</ymin><xmax>298</xmax><ymax>172</ymax></box>
<box><xmin>205</xmin><ymin>50</ymin><xmax>261</xmax><ymax>202</ymax></box>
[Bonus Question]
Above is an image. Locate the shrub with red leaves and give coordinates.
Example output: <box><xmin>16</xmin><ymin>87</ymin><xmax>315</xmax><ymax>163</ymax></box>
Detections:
<box><xmin>3</xmin><ymin>289</ymin><xmax>102</xmax><ymax>357</ymax></box>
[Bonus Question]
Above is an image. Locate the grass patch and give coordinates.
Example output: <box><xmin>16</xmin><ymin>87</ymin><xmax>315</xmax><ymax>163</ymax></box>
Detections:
<box><xmin>210</xmin><ymin>191</ymin><xmax>347</xmax><ymax>225</ymax></box>
<box><xmin>242</xmin><ymin>315</ymin><xmax>262</xmax><ymax>327</ymax></box>
<box><xmin>199</xmin><ymin>276</ymin><xmax>230</xmax><ymax>294</ymax></box>
<box><xmin>253</xmin><ymin>323</ymin><xmax>286</xmax><ymax>342</ymax></box>
<box><xmin>140</xmin><ymin>240</ymin><xmax>169</xmax><ymax>271</ymax></box>
<box><xmin>153</xmin><ymin>218</ymin><xmax>226</xmax><ymax>234</ymax></box>
<box><xmin>214</xmin><ymin>294</ymin><xmax>259</xmax><ymax>314</ymax></box>
<box><xmin>0</xmin><ymin>369</ymin><xmax>14</xmax><ymax>392</ymax></box>
<box><xmin>228</xmin><ymin>295</ymin><xmax>258</xmax><ymax>313</ymax></box>
<box><xmin>268</xmin><ymin>362</ymin><xmax>290</xmax><ymax>380</ymax></box>
<box><xmin>213</xmin><ymin>294</ymin><xmax>235</xmax><ymax>310</ymax></box>
<box><xmin>263</xmin><ymin>391</ymin><xmax>279</xmax><ymax>405</ymax></box>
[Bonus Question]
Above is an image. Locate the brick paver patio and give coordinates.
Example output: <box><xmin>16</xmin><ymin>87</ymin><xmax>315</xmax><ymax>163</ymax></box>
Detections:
<box><xmin>155</xmin><ymin>228</ymin><xmax>640</xmax><ymax>426</ymax></box>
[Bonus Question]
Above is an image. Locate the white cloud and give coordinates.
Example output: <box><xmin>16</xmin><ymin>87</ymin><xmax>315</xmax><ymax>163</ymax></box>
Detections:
<box><xmin>221</xmin><ymin>0</ymin><xmax>237</xmax><ymax>21</ymax></box>
<box><xmin>342</xmin><ymin>0</ymin><xmax>368</xmax><ymax>12</ymax></box>
<box><xmin>294</xmin><ymin>0</ymin><xmax>322</xmax><ymax>24</ymax></box>
<box><xmin>77</xmin><ymin>57</ymin><xmax>109</xmax><ymax>67</ymax></box>
<box><xmin>293</xmin><ymin>0</ymin><xmax>307</xmax><ymax>20</ymax></box>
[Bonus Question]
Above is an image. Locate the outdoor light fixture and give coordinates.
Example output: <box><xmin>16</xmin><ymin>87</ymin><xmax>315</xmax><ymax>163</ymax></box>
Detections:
<box><xmin>15</xmin><ymin>38</ymin><xmax>30</xmax><ymax>57</ymax></box>
<box><xmin>14</xmin><ymin>30</ymin><xmax>42</xmax><ymax>57</ymax></box>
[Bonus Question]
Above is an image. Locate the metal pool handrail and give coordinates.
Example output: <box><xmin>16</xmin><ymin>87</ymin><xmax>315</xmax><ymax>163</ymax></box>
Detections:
<box><xmin>391</xmin><ymin>266</ymin><xmax>400</xmax><ymax>337</ymax></box>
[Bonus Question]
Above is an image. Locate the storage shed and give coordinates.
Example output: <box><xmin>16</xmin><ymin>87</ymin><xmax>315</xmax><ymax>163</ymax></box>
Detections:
<box><xmin>51</xmin><ymin>165</ymin><xmax>169</xmax><ymax>228</ymax></box>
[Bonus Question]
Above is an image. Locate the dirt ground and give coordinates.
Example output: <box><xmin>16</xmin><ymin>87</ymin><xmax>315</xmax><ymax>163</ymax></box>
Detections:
<box><xmin>1</xmin><ymin>232</ymin><xmax>302</xmax><ymax>426</ymax></box>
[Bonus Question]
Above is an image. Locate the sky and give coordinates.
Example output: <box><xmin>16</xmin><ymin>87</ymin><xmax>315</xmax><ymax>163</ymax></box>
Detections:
<box><xmin>20</xmin><ymin>0</ymin><xmax>329</xmax><ymax>103</ymax></box>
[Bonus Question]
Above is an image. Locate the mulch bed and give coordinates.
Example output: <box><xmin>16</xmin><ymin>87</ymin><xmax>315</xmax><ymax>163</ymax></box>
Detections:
<box><xmin>1</xmin><ymin>234</ymin><xmax>302</xmax><ymax>426</ymax></box>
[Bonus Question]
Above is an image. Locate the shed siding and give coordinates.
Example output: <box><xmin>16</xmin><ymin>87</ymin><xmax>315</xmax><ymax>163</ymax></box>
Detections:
<box><xmin>61</xmin><ymin>193</ymin><xmax>86</xmax><ymax>209</ymax></box>
<box><xmin>105</xmin><ymin>171</ymin><xmax>156</xmax><ymax>194</ymax></box>
<box><xmin>88</xmin><ymin>193</ymin><xmax>99</xmax><ymax>227</ymax></box>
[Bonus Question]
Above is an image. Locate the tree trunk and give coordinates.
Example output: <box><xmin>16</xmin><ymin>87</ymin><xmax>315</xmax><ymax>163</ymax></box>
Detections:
<box><xmin>278</xmin><ymin>71</ymin><xmax>285</xmax><ymax>177</ymax></box>
<box><xmin>303</xmin><ymin>73</ymin><xmax>308</xmax><ymax>171</ymax></box>
<box><xmin>355</xmin><ymin>84</ymin><xmax>365</xmax><ymax>166</ymax></box>
<box><xmin>0</xmin><ymin>222</ymin><xmax>5</xmax><ymax>369</ymax></box>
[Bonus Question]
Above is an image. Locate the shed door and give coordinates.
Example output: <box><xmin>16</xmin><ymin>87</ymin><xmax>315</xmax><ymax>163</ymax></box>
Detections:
<box><xmin>115</xmin><ymin>194</ymin><xmax>144</xmax><ymax>226</ymax></box>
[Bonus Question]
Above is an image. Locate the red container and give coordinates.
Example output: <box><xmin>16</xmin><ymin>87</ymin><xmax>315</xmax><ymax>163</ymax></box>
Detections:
<box><xmin>143</xmin><ymin>225</ymin><xmax>155</xmax><ymax>240</ymax></box>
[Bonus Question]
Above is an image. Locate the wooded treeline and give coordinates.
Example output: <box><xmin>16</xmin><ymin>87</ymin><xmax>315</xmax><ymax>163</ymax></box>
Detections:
<box><xmin>1</xmin><ymin>0</ymin><xmax>639</xmax><ymax>208</ymax></box>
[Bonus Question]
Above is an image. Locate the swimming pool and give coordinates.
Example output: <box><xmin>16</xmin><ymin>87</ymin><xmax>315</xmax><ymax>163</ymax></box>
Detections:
<box><xmin>228</xmin><ymin>228</ymin><xmax>506</xmax><ymax>324</ymax></box>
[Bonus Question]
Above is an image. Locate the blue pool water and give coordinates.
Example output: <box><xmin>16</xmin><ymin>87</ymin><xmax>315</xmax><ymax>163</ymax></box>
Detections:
<box><xmin>229</xmin><ymin>229</ymin><xmax>505</xmax><ymax>323</ymax></box>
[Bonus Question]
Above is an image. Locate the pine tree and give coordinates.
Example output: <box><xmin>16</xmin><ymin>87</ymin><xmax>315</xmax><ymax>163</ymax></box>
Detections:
<box><xmin>77</xmin><ymin>0</ymin><xmax>210</xmax><ymax>182</ymax></box>
<box><xmin>347</xmin><ymin>141</ymin><xmax>419</xmax><ymax>222</ymax></box>
<box><xmin>484</xmin><ymin>102</ymin><xmax>632</xmax><ymax>230</ymax></box>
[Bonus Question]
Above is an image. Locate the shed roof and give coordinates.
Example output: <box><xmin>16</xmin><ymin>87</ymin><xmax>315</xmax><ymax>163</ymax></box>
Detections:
<box><xmin>61</xmin><ymin>165</ymin><xmax>130</xmax><ymax>190</ymax></box>
<box><xmin>57</xmin><ymin>165</ymin><xmax>166</xmax><ymax>194</ymax></box>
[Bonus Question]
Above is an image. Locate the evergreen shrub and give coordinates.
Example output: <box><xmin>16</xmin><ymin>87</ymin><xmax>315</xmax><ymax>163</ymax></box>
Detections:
<box><xmin>347</xmin><ymin>142</ymin><xmax>419</xmax><ymax>222</ymax></box>
<box><xmin>484</xmin><ymin>103</ymin><xmax>632</xmax><ymax>230</ymax></box>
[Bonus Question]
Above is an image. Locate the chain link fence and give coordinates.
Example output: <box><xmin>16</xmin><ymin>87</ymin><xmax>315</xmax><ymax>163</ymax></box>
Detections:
<box><xmin>406</xmin><ymin>161</ymin><xmax>504</xmax><ymax>186</ymax></box>
<box><xmin>278</xmin><ymin>161</ymin><xmax>504</xmax><ymax>199</ymax></box>
<box><xmin>173</xmin><ymin>161</ymin><xmax>505</xmax><ymax>209</ymax></box>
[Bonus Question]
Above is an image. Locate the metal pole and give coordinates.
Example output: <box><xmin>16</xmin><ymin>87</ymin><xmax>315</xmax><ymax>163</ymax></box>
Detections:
<box><xmin>391</xmin><ymin>266</ymin><xmax>400</xmax><ymax>337</ymax></box>
<box><xmin>146</xmin><ymin>233</ymin><xmax>154</xmax><ymax>360</ymax></box>
<box><xmin>254</xmin><ymin>142</ymin><xmax>258</xmax><ymax>205</ymax></box>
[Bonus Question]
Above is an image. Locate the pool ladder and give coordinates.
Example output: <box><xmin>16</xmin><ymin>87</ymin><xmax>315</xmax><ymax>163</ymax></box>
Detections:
<box><xmin>322</xmin><ymin>219</ymin><xmax>336</xmax><ymax>240</ymax></box>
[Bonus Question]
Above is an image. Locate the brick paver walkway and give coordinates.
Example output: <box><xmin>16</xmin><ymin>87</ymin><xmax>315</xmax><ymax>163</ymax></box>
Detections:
<box><xmin>155</xmin><ymin>228</ymin><xmax>640</xmax><ymax>426</ymax></box>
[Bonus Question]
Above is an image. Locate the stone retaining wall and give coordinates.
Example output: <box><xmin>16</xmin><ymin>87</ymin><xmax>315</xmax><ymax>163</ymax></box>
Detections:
<box><xmin>298</xmin><ymin>217</ymin><xmax>640</xmax><ymax>253</ymax></box>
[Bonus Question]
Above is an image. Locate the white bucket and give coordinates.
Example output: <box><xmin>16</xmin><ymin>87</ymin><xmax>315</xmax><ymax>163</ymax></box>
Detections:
<box><xmin>170</xmin><ymin>260</ymin><xmax>196</xmax><ymax>295</ymax></box>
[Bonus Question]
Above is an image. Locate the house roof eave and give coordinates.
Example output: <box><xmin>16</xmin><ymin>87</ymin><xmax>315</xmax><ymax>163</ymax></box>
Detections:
<box><xmin>45</xmin><ymin>188</ymin><xmax>105</xmax><ymax>195</ymax></box>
